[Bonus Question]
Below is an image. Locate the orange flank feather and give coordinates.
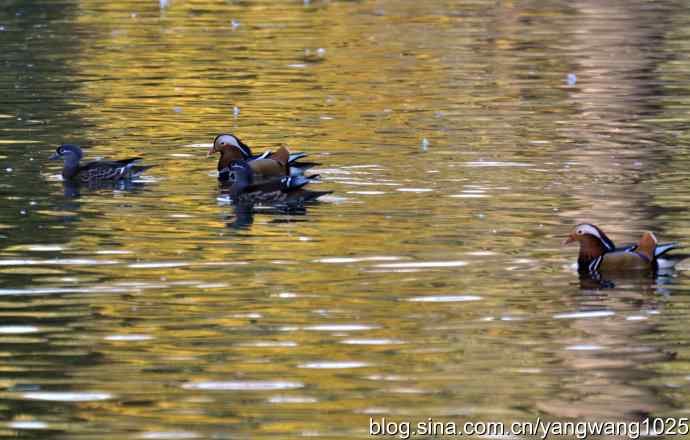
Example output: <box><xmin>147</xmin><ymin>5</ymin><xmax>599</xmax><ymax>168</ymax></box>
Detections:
<box><xmin>636</xmin><ymin>232</ymin><xmax>657</xmax><ymax>261</ymax></box>
<box><xmin>248</xmin><ymin>158</ymin><xmax>286</xmax><ymax>178</ymax></box>
<box><xmin>271</xmin><ymin>146</ymin><xmax>290</xmax><ymax>167</ymax></box>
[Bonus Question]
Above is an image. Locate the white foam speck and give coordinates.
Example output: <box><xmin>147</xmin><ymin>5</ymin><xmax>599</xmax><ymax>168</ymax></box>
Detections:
<box><xmin>316</xmin><ymin>256</ymin><xmax>401</xmax><ymax>264</ymax></box>
<box><xmin>182</xmin><ymin>381</ymin><xmax>303</xmax><ymax>391</ymax></box>
<box><xmin>553</xmin><ymin>311</ymin><xmax>615</xmax><ymax>319</ymax></box>
<box><xmin>375</xmin><ymin>261</ymin><xmax>467</xmax><ymax>269</ymax></box>
<box><xmin>22</xmin><ymin>392</ymin><xmax>113</xmax><ymax>402</ymax></box>
<box><xmin>8</xmin><ymin>421</ymin><xmax>48</xmax><ymax>429</ymax></box>
<box><xmin>298</xmin><ymin>361</ymin><xmax>368</xmax><ymax>369</ymax></box>
<box><xmin>449</xmin><ymin>194</ymin><xmax>488</xmax><ymax>198</ymax></box>
<box><xmin>466</xmin><ymin>161</ymin><xmax>531</xmax><ymax>167</ymax></box>
<box><xmin>0</xmin><ymin>259</ymin><xmax>119</xmax><ymax>266</ymax></box>
<box><xmin>104</xmin><ymin>334</ymin><xmax>153</xmax><ymax>341</ymax></box>
<box><xmin>303</xmin><ymin>324</ymin><xmax>378</xmax><ymax>332</ymax></box>
<box><xmin>268</xmin><ymin>395</ymin><xmax>318</xmax><ymax>404</ymax></box>
<box><xmin>347</xmin><ymin>191</ymin><xmax>386</xmax><ymax>195</ymax></box>
<box><xmin>408</xmin><ymin>295</ymin><xmax>481</xmax><ymax>302</ymax></box>
<box><xmin>396</xmin><ymin>188</ymin><xmax>433</xmax><ymax>193</ymax></box>
<box><xmin>341</xmin><ymin>339</ymin><xmax>404</xmax><ymax>345</ymax></box>
<box><xmin>0</xmin><ymin>326</ymin><xmax>39</xmax><ymax>334</ymax></box>
<box><xmin>626</xmin><ymin>316</ymin><xmax>648</xmax><ymax>321</ymax></box>
<box><xmin>139</xmin><ymin>432</ymin><xmax>201</xmax><ymax>439</ymax></box>
<box><xmin>128</xmin><ymin>262</ymin><xmax>188</xmax><ymax>268</ymax></box>
<box><xmin>239</xmin><ymin>341</ymin><xmax>298</xmax><ymax>348</ymax></box>
<box><xmin>565</xmin><ymin>344</ymin><xmax>603</xmax><ymax>351</ymax></box>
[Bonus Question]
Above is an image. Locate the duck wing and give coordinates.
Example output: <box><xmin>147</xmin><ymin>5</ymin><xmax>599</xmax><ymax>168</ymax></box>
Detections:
<box><xmin>77</xmin><ymin>158</ymin><xmax>151</xmax><ymax>181</ymax></box>
<box><xmin>619</xmin><ymin>241</ymin><xmax>681</xmax><ymax>258</ymax></box>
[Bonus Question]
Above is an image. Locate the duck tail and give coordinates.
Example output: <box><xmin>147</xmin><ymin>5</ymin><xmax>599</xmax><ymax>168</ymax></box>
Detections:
<box><xmin>130</xmin><ymin>164</ymin><xmax>156</xmax><ymax>177</ymax></box>
<box><xmin>637</xmin><ymin>231</ymin><xmax>657</xmax><ymax>261</ymax></box>
<box><xmin>301</xmin><ymin>190</ymin><xmax>332</xmax><ymax>202</ymax></box>
<box><xmin>289</xmin><ymin>162</ymin><xmax>320</xmax><ymax>175</ymax></box>
<box><xmin>287</xmin><ymin>152</ymin><xmax>308</xmax><ymax>164</ymax></box>
<box><xmin>119</xmin><ymin>157</ymin><xmax>145</xmax><ymax>165</ymax></box>
<box><xmin>655</xmin><ymin>242</ymin><xmax>681</xmax><ymax>258</ymax></box>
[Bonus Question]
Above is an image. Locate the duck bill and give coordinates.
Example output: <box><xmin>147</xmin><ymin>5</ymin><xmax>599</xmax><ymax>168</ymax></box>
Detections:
<box><xmin>207</xmin><ymin>146</ymin><xmax>216</xmax><ymax>158</ymax></box>
<box><xmin>49</xmin><ymin>152</ymin><xmax>61</xmax><ymax>160</ymax></box>
<box><xmin>562</xmin><ymin>234</ymin><xmax>576</xmax><ymax>246</ymax></box>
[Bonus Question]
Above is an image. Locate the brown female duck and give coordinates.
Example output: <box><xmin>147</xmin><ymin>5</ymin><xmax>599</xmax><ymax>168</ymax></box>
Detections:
<box><xmin>49</xmin><ymin>144</ymin><xmax>155</xmax><ymax>183</ymax></box>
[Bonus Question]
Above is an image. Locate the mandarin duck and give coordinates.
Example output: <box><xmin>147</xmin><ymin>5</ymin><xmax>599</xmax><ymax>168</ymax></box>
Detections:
<box><xmin>208</xmin><ymin>134</ymin><xmax>317</xmax><ymax>183</ymax></box>
<box><xmin>50</xmin><ymin>144</ymin><xmax>155</xmax><ymax>183</ymax></box>
<box><xmin>564</xmin><ymin>223</ymin><xmax>682</xmax><ymax>274</ymax></box>
<box><xmin>222</xmin><ymin>161</ymin><xmax>330</xmax><ymax>207</ymax></box>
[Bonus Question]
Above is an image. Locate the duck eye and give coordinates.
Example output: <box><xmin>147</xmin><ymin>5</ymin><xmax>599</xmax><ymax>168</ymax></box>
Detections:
<box><xmin>576</xmin><ymin>229</ymin><xmax>583</xmax><ymax>235</ymax></box>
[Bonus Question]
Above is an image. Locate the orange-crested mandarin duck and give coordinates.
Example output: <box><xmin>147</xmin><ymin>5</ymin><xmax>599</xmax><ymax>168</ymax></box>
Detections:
<box><xmin>208</xmin><ymin>134</ymin><xmax>317</xmax><ymax>182</ymax></box>
<box><xmin>223</xmin><ymin>161</ymin><xmax>330</xmax><ymax>206</ymax></box>
<box><xmin>49</xmin><ymin>144</ymin><xmax>155</xmax><ymax>183</ymax></box>
<box><xmin>564</xmin><ymin>223</ymin><xmax>681</xmax><ymax>274</ymax></box>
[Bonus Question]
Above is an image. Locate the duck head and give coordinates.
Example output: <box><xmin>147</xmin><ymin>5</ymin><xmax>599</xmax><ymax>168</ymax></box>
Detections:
<box><xmin>563</xmin><ymin>223</ymin><xmax>616</xmax><ymax>260</ymax></box>
<box><xmin>208</xmin><ymin>134</ymin><xmax>253</xmax><ymax>160</ymax></box>
<box><xmin>49</xmin><ymin>144</ymin><xmax>83</xmax><ymax>163</ymax></box>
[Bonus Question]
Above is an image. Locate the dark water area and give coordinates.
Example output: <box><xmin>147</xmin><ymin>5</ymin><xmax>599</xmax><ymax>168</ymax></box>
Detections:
<box><xmin>2</xmin><ymin>0</ymin><xmax>690</xmax><ymax>438</ymax></box>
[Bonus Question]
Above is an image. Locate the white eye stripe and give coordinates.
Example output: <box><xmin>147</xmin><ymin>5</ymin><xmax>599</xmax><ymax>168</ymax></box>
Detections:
<box><xmin>216</xmin><ymin>135</ymin><xmax>237</xmax><ymax>148</ymax></box>
<box><xmin>577</xmin><ymin>224</ymin><xmax>601</xmax><ymax>239</ymax></box>
<box><xmin>575</xmin><ymin>224</ymin><xmax>614</xmax><ymax>251</ymax></box>
<box><xmin>216</xmin><ymin>135</ymin><xmax>251</xmax><ymax>157</ymax></box>
<box><xmin>217</xmin><ymin>135</ymin><xmax>238</xmax><ymax>147</ymax></box>
<box><xmin>227</xmin><ymin>136</ymin><xmax>240</xmax><ymax>148</ymax></box>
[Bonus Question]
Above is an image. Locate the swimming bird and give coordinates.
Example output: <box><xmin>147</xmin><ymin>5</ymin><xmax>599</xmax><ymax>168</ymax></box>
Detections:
<box><xmin>208</xmin><ymin>134</ymin><xmax>317</xmax><ymax>182</ymax></box>
<box><xmin>49</xmin><ymin>144</ymin><xmax>155</xmax><ymax>183</ymax></box>
<box><xmin>220</xmin><ymin>145</ymin><xmax>292</xmax><ymax>183</ymax></box>
<box><xmin>563</xmin><ymin>223</ymin><xmax>682</xmax><ymax>274</ymax></box>
<box><xmin>222</xmin><ymin>161</ymin><xmax>330</xmax><ymax>206</ymax></box>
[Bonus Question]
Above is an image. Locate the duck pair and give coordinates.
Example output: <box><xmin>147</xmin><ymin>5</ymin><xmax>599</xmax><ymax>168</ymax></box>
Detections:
<box><xmin>49</xmin><ymin>133</ymin><xmax>330</xmax><ymax>205</ymax></box>
<box><xmin>208</xmin><ymin>134</ymin><xmax>318</xmax><ymax>182</ymax></box>
<box><xmin>564</xmin><ymin>223</ymin><xmax>683</xmax><ymax>275</ymax></box>
<box><xmin>207</xmin><ymin>134</ymin><xmax>330</xmax><ymax>205</ymax></box>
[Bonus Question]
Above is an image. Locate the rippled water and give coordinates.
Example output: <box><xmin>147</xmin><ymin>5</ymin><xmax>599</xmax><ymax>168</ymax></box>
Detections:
<box><xmin>2</xmin><ymin>0</ymin><xmax>690</xmax><ymax>438</ymax></box>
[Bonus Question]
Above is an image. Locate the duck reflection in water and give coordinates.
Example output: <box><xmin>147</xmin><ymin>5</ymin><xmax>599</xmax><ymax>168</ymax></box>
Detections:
<box><xmin>542</xmin><ymin>274</ymin><xmax>679</xmax><ymax>423</ymax></box>
<box><xmin>61</xmin><ymin>178</ymin><xmax>152</xmax><ymax>199</ymax></box>
<box><xmin>224</xmin><ymin>202</ymin><xmax>255</xmax><ymax>229</ymax></box>
<box><xmin>223</xmin><ymin>202</ymin><xmax>313</xmax><ymax>229</ymax></box>
<box><xmin>577</xmin><ymin>269</ymin><xmax>675</xmax><ymax>293</ymax></box>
